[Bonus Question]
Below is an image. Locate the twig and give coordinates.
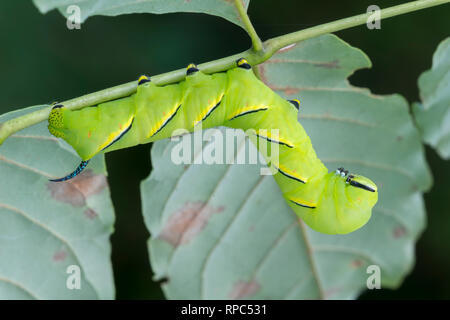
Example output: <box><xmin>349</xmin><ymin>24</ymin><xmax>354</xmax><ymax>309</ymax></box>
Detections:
<box><xmin>234</xmin><ymin>0</ymin><xmax>263</xmax><ymax>52</ymax></box>
<box><xmin>0</xmin><ymin>0</ymin><xmax>449</xmax><ymax>145</ymax></box>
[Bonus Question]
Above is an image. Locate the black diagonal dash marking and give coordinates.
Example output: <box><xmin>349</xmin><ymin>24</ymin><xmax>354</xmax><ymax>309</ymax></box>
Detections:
<box><xmin>290</xmin><ymin>199</ymin><xmax>316</xmax><ymax>209</ymax></box>
<box><xmin>229</xmin><ymin>107</ymin><xmax>268</xmax><ymax>121</ymax></box>
<box><xmin>152</xmin><ymin>104</ymin><xmax>182</xmax><ymax>137</ymax></box>
<box><xmin>102</xmin><ymin>118</ymin><xmax>134</xmax><ymax>151</ymax></box>
<box><xmin>199</xmin><ymin>96</ymin><xmax>223</xmax><ymax>124</ymax></box>
<box><xmin>255</xmin><ymin>134</ymin><xmax>294</xmax><ymax>148</ymax></box>
<box><xmin>276</xmin><ymin>166</ymin><xmax>306</xmax><ymax>184</ymax></box>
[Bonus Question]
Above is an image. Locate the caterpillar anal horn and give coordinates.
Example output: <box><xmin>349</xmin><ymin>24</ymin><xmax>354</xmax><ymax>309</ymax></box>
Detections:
<box><xmin>49</xmin><ymin>160</ymin><xmax>90</xmax><ymax>182</ymax></box>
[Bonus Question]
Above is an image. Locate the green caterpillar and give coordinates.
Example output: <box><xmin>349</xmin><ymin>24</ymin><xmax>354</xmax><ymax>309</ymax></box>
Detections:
<box><xmin>48</xmin><ymin>58</ymin><xmax>378</xmax><ymax>234</ymax></box>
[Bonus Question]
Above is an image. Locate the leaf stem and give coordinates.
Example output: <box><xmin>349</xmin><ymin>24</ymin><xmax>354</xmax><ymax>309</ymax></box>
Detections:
<box><xmin>1</xmin><ymin>0</ymin><xmax>448</xmax><ymax>145</ymax></box>
<box><xmin>234</xmin><ymin>0</ymin><xmax>263</xmax><ymax>52</ymax></box>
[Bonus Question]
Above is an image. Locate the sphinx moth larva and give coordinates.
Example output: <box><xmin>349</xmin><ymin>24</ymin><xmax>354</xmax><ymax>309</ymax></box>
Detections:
<box><xmin>48</xmin><ymin>58</ymin><xmax>378</xmax><ymax>234</ymax></box>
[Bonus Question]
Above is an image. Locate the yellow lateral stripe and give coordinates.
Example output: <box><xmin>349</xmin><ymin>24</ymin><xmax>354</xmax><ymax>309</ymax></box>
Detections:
<box><xmin>255</xmin><ymin>129</ymin><xmax>294</xmax><ymax>148</ymax></box>
<box><xmin>148</xmin><ymin>103</ymin><xmax>180</xmax><ymax>138</ymax></box>
<box><xmin>194</xmin><ymin>93</ymin><xmax>224</xmax><ymax>126</ymax></box>
<box><xmin>97</xmin><ymin>116</ymin><xmax>134</xmax><ymax>152</ymax></box>
<box><xmin>278</xmin><ymin>163</ymin><xmax>308</xmax><ymax>183</ymax></box>
<box><xmin>228</xmin><ymin>105</ymin><xmax>268</xmax><ymax>119</ymax></box>
<box><xmin>289</xmin><ymin>197</ymin><xmax>317</xmax><ymax>209</ymax></box>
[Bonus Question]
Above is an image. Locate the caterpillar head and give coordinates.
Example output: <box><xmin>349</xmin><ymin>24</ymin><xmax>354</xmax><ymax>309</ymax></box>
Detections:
<box><xmin>335</xmin><ymin>167</ymin><xmax>377</xmax><ymax>192</ymax></box>
<box><xmin>287</xmin><ymin>167</ymin><xmax>378</xmax><ymax>234</ymax></box>
<box><xmin>329</xmin><ymin>167</ymin><xmax>378</xmax><ymax>233</ymax></box>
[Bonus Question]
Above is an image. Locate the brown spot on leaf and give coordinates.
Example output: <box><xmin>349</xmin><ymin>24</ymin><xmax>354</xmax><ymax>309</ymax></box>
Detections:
<box><xmin>53</xmin><ymin>250</ymin><xmax>67</xmax><ymax>262</ymax></box>
<box><xmin>397</xmin><ymin>135</ymin><xmax>403</xmax><ymax>141</ymax></box>
<box><xmin>229</xmin><ymin>280</ymin><xmax>260</xmax><ymax>299</ymax></box>
<box><xmin>267</xmin><ymin>85</ymin><xmax>301</xmax><ymax>96</ymax></box>
<box><xmin>324</xmin><ymin>287</ymin><xmax>340</xmax><ymax>299</ymax></box>
<box><xmin>393</xmin><ymin>225</ymin><xmax>407</xmax><ymax>238</ymax></box>
<box><xmin>224</xmin><ymin>0</ymin><xmax>243</xmax><ymax>5</ymax></box>
<box><xmin>255</xmin><ymin>62</ymin><xmax>302</xmax><ymax>96</ymax></box>
<box><xmin>159</xmin><ymin>201</ymin><xmax>224</xmax><ymax>247</ymax></box>
<box><xmin>314</xmin><ymin>60</ymin><xmax>340</xmax><ymax>69</ymax></box>
<box><xmin>47</xmin><ymin>169</ymin><xmax>107</xmax><ymax>207</ymax></box>
<box><xmin>282</xmin><ymin>87</ymin><xmax>301</xmax><ymax>96</ymax></box>
<box><xmin>84</xmin><ymin>208</ymin><xmax>98</xmax><ymax>219</ymax></box>
<box><xmin>351</xmin><ymin>259</ymin><xmax>364</xmax><ymax>268</ymax></box>
<box><xmin>226</xmin><ymin>0</ymin><xmax>246</xmax><ymax>21</ymax></box>
<box><xmin>256</xmin><ymin>64</ymin><xmax>268</xmax><ymax>84</ymax></box>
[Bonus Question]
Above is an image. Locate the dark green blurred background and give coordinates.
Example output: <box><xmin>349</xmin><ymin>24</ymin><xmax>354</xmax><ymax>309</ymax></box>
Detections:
<box><xmin>0</xmin><ymin>0</ymin><xmax>449</xmax><ymax>299</ymax></box>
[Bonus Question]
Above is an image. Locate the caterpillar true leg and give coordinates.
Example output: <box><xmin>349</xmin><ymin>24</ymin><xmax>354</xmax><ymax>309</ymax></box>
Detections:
<box><xmin>336</xmin><ymin>167</ymin><xmax>349</xmax><ymax>177</ymax></box>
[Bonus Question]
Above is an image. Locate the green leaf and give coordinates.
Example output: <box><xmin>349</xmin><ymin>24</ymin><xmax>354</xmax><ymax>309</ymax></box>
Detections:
<box><xmin>0</xmin><ymin>106</ymin><xmax>115</xmax><ymax>299</ymax></box>
<box><xmin>141</xmin><ymin>34</ymin><xmax>432</xmax><ymax>299</ymax></box>
<box><xmin>413</xmin><ymin>37</ymin><xmax>450</xmax><ymax>159</ymax></box>
<box><xmin>32</xmin><ymin>0</ymin><xmax>250</xmax><ymax>29</ymax></box>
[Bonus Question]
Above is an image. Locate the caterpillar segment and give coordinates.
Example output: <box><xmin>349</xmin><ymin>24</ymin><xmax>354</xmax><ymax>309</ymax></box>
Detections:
<box><xmin>47</xmin><ymin>58</ymin><xmax>378</xmax><ymax>234</ymax></box>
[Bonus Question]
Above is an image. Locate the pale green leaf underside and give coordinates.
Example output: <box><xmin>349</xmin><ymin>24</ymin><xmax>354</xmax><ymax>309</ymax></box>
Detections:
<box><xmin>413</xmin><ymin>37</ymin><xmax>450</xmax><ymax>159</ymax></box>
<box><xmin>0</xmin><ymin>106</ymin><xmax>115</xmax><ymax>299</ymax></box>
<box><xmin>32</xmin><ymin>0</ymin><xmax>250</xmax><ymax>29</ymax></box>
<box><xmin>141</xmin><ymin>34</ymin><xmax>432</xmax><ymax>299</ymax></box>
